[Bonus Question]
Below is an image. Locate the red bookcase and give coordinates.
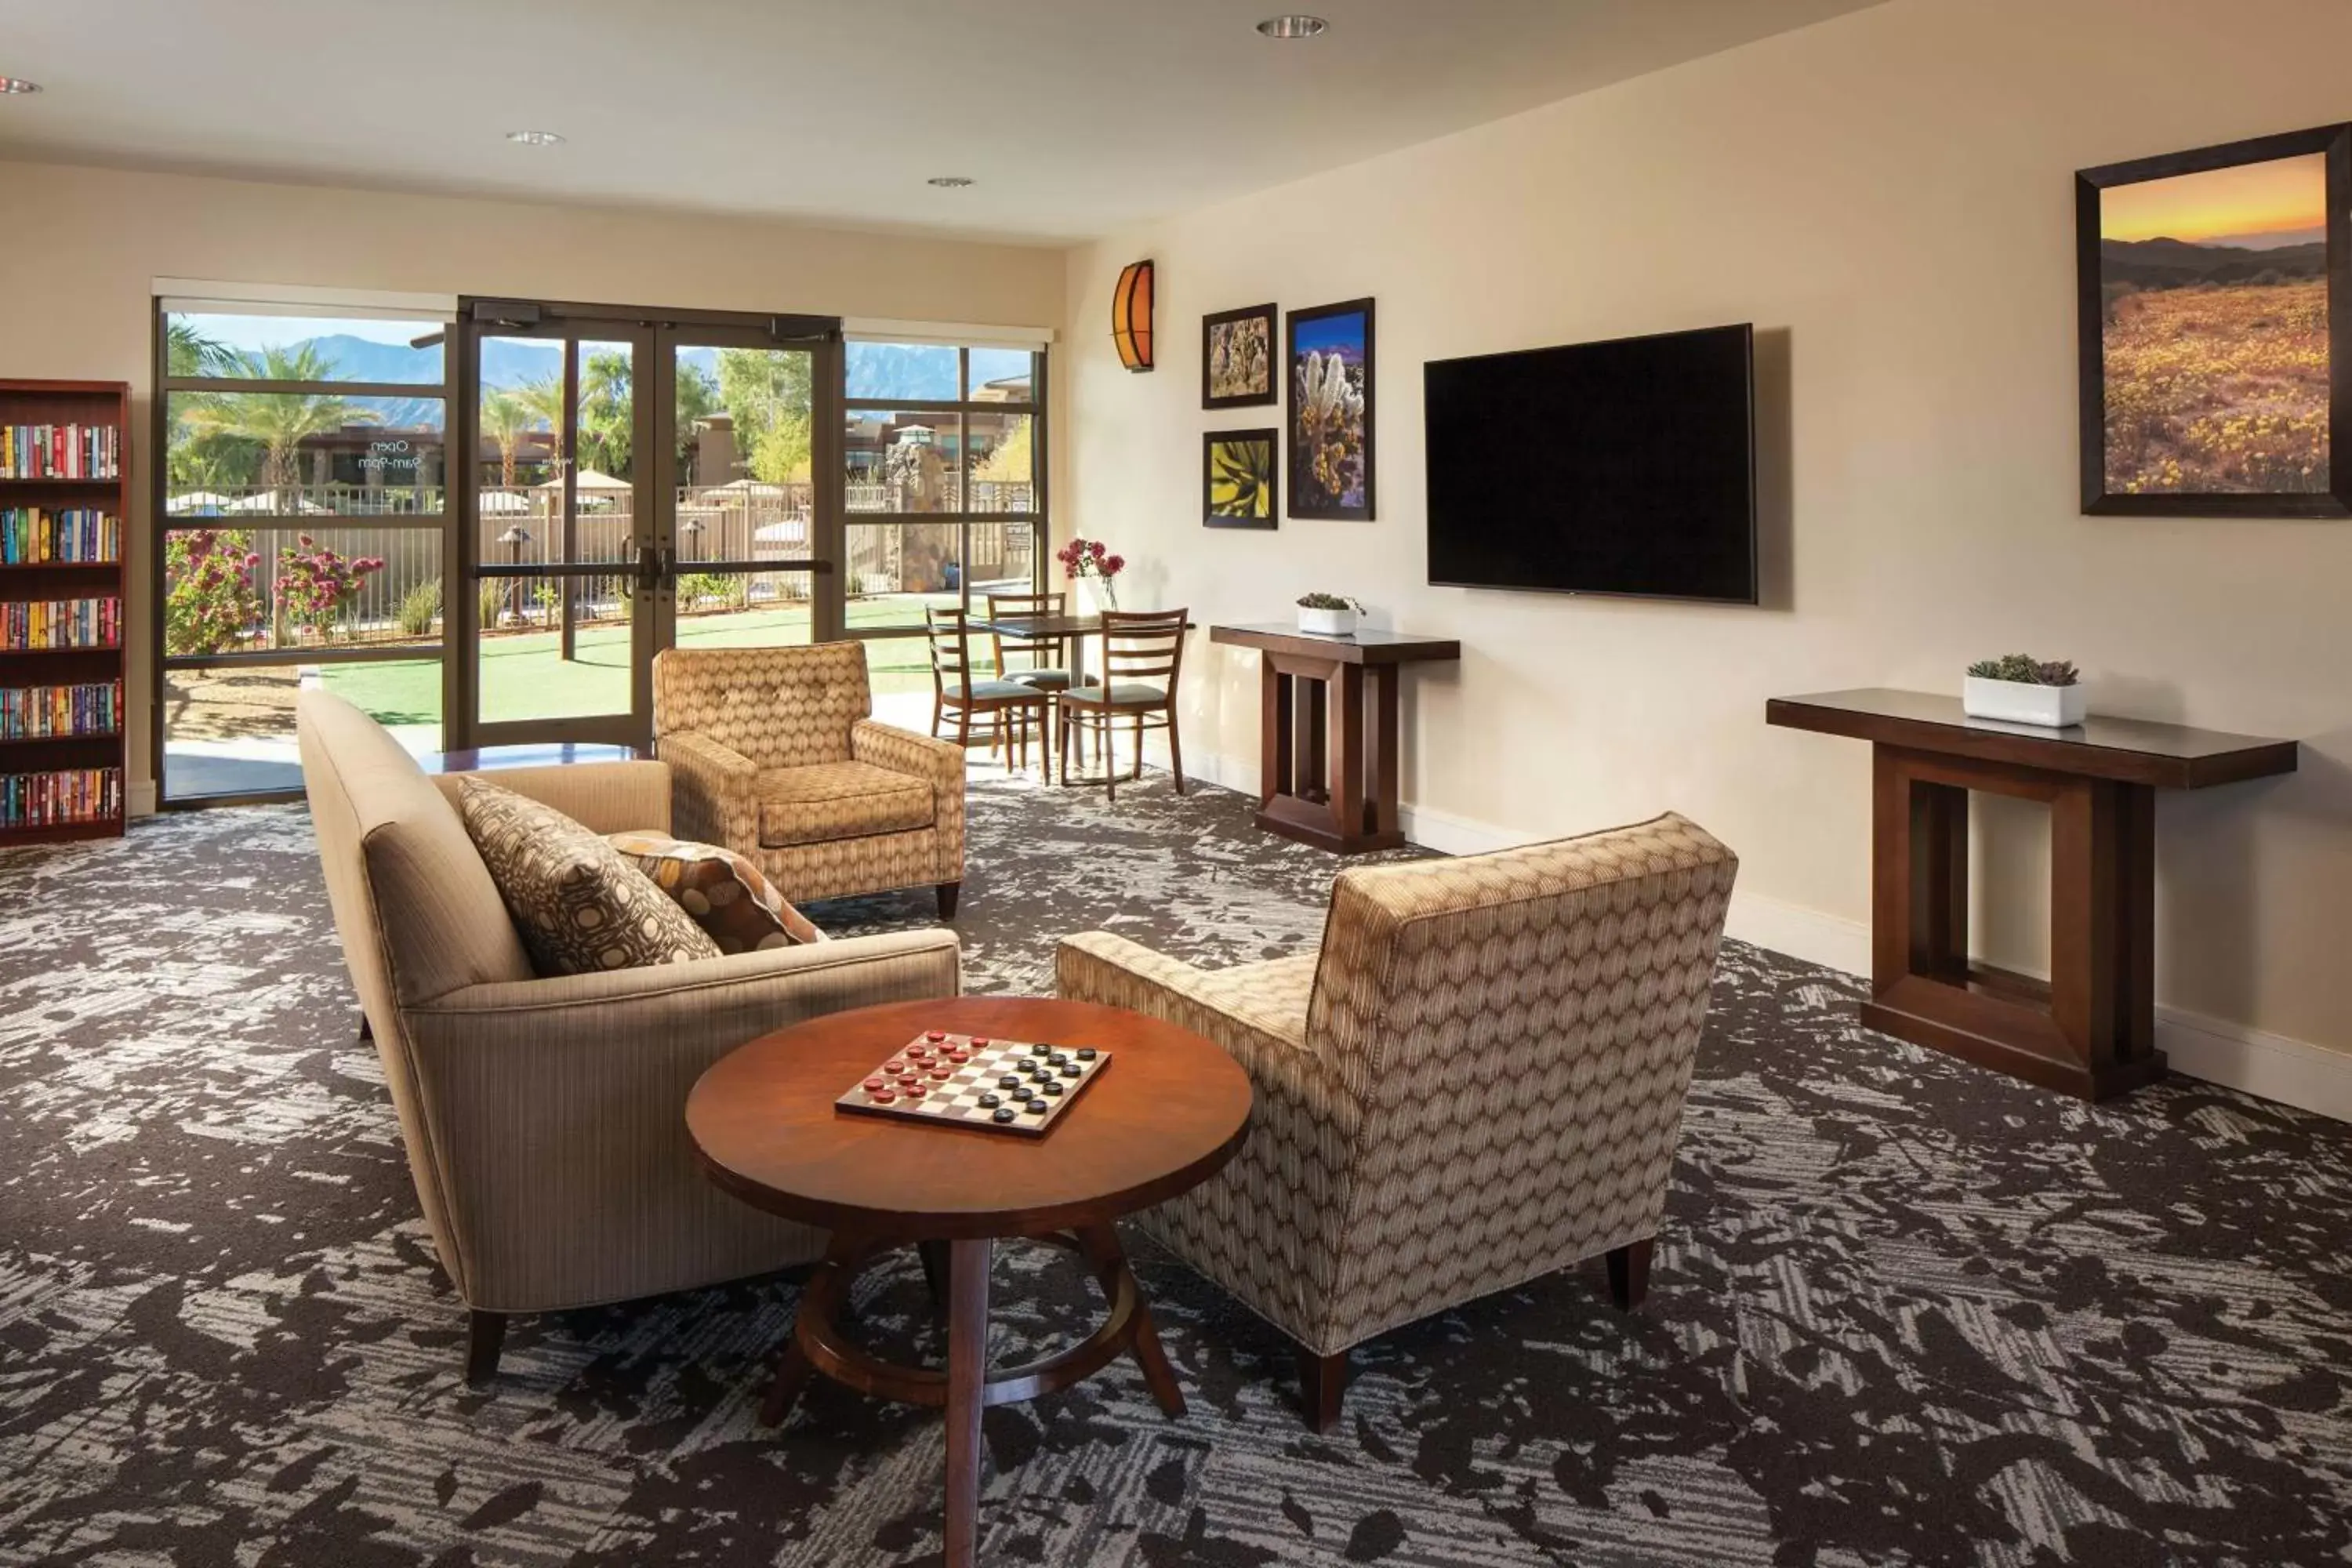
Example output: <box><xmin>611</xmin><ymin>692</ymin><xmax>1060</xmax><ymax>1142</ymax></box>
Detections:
<box><xmin>0</xmin><ymin>378</ymin><xmax>129</xmax><ymax>845</ymax></box>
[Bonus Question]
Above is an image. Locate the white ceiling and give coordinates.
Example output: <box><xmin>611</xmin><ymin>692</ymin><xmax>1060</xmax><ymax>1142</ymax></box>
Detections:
<box><xmin>0</xmin><ymin>0</ymin><xmax>1885</xmax><ymax>245</ymax></box>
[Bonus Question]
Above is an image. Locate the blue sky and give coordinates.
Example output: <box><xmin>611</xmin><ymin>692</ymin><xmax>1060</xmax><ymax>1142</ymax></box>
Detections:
<box><xmin>187</xmin><ymin>314</ymin><xmax>437</xmax><ymax>352</ymax></box>
<box><xmin>1290</xmin><ymin>309</ymin><xmax>1367</xmax><ymax>361</ymax></box>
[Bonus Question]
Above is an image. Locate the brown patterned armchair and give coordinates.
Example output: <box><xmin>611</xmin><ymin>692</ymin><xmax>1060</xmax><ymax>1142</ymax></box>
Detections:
<box><xmin>653</xmin><ymin>642</ymin><xmax>968</xmax><ymax>916</ymax></box>
<box><xmin>1055</xmin><ymin>812</ymin><xmax>1737</xmax><ymax>1430</ymax></box>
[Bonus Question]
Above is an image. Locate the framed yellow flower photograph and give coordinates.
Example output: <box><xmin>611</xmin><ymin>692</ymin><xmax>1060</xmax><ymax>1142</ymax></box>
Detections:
<box><xmin>2078</xmin><ymin>123</ymin><xmax>2352</xmax><ymax>516</ymax></box>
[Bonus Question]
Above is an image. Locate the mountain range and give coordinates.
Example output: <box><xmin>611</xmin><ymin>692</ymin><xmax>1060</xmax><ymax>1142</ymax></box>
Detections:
<box><xmin>297</xmin><ymin>335</ymin><xmax>964</xmax><ymax>430</ymax></box>
<box><xmin>2100</xmin><ymin>236</ymin><xmax>2327</xmax><ymax>290</ymax></box>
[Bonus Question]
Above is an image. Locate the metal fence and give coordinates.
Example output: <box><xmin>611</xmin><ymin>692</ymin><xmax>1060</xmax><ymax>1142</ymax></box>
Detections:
<box><xmin>165</xmin><ymin>481</ymin><xmax>1038</xmax><ymax>654</ymax></box>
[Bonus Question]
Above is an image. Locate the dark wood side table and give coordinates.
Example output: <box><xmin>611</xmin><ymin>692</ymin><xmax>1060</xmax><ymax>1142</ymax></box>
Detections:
<box><xmin>686</xmin><ymin>996</ymin><xmax>1253</xmax><ymax>1568</ymax></box>
<box><xmin>1210</xmin><ymin>623</ymin><xmax>1461</xmax><ymax>854</ymax></box>
<box><xmin>1766</xmin><ymin>688</ymin><xmax>2297</xmax><ymax>1100</ymax></box>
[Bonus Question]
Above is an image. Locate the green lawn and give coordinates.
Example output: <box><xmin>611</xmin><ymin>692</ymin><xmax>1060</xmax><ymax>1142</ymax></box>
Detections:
<box><xmin>322</xmin><ymin>601</ymin><xmax>951</xmax><ymax>727</ymax></box>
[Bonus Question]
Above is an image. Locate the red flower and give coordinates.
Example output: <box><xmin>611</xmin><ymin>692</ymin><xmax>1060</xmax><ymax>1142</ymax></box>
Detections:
<box><xmin>1088</xmin><ymin>539</ymin><xmax>1105</xmax><ymax>558</ymax></box>
<box><xmin>1102</xmin><ymin>554</ymin><xmax>1125</xmax><ymax>575</ymax></box>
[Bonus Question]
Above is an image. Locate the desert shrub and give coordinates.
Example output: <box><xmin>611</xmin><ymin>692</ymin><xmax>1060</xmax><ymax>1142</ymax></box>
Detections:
<box><xmin>397</xmin><ymin>578</ymin><xmax>442</xmax><ymax>637</ymax></box>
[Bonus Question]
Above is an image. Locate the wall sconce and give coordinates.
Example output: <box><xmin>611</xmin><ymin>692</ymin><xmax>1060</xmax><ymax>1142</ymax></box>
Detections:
<box><xmin>1112</xmin><ymin>260</ymin><xmax>1155</xmax><ymax>372</ymax></box>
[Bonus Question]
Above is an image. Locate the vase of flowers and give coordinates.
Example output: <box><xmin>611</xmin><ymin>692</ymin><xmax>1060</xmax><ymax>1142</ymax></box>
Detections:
<box><xmin>1058</xmin><ymin>536</ymin><xmax>1126</xmax><ymax>614</ymax></box>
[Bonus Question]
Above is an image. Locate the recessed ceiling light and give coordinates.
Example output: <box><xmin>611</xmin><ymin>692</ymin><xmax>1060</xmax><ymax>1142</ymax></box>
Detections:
<box><xmin>506</xmin><ymin>129</ymin><xmax>564</xmax><ymax>146</ymax></box>
<box><xmin>0</xmin><ymin>77</ymin><xmax>42</xmax><ymax>95</ymax></box>
<box><xmin>928</xmin><ymin>176</ymin><xmax>976</xmax><ymax>189</ymax></box>
<box><xmin>1256</xmin><ymin>15</ymin><xmax>1327</xmax><ymax>39</ymax></box>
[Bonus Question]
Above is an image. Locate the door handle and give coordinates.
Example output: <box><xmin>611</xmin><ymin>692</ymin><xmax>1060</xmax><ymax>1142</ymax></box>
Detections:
<box><xmin>634</xmin><ymin>542</ymin><xmax>662</xmax><ymax>593</ymax></box>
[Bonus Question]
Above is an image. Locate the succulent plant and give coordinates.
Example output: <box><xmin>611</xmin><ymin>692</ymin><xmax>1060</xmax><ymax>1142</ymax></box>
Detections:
<box><xmin>1967</xmin><ymin>654</ymin><xmax>2080</xmax><ymax>687</ymax></box>
<box><xmin>1296</xmin><ymin>592</ymin><xmax>1363</xmax><ymax>611</ymax></box>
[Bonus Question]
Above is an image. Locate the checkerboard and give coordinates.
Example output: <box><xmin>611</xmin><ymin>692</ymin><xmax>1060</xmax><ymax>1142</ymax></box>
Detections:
<box><xmin>835</xmin><ymin>1031</ymin><xmax>1112</xmax><ymax>1138</ymax></box>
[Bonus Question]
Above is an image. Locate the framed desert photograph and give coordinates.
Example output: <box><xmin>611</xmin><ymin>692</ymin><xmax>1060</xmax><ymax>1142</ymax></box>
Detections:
<box><xmin>2078</xmin><ymin>123</ymin><xmax>2352</xmax><ymax>516</ymax></box>
<box><xmin>1203</xmin><ymin>429</ymin><xmax>1279</xmax><ymax>528</ymax></box>
<box><xmin>1287</xmin><ymin>298</ymin><xmax>1376</xmax><ymax>520</ymax></box>
<box><xmin>1202</xmin><ymin>303</ymin><xmax>1277</xmax><ymax>408</ymax></box>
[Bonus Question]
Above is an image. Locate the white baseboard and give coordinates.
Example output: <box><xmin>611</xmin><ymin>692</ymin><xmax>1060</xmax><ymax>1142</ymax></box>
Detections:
<box><xmin>2153</xmin><ymin>1008</ymin><xmax>2352</xmax><ymax>1123</ymax></box>
<box><xmin>129</xmin><ymin>779</ymin><xmax>158</xmax><ymax>818</ymax></box>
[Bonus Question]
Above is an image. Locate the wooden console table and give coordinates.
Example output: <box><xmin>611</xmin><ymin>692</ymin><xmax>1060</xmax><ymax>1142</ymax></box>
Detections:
<box><xmin>1766</xmin><ymin>688</ymin><xmax>2297</xmax><ymax>1100</ymax></box>
<box><xmin>1210</xmin><ymin>624</ymin><xmax>1461</xmax><ymax>854</ymax></box>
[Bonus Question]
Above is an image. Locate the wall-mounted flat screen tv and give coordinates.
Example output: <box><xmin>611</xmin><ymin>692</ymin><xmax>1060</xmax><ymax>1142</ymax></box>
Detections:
<box><xmin>1425</xmin><ymin>322</ymin><xmax>1758</xmax><ymax>604</ymax></box>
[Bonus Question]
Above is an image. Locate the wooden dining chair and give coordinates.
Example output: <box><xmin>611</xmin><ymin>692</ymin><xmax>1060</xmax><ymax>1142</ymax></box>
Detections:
<box><xmin>929</xmin><ymin>606</ymin><xmax>1052</xmax><ymax>780</ymax></box>
<box><xmin>1059</xmin><ymin>608</ymin><xmax>1187</xmax><ymax>802</ymax></box>
<box><xmin>986</xmin><ymin>590</ymin><xmax>1085</xmax><ymax>767</ymax></box>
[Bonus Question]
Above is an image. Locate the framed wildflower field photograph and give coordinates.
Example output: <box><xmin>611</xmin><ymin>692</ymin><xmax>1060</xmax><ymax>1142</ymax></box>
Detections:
<box><xmin>2078</xmin><ymin>123</ymin><xmax>2352</xmax><ymax>517</ymax></box>
<box><xmin>1202</xmin><ymin>303</ymin><xmax>1277</xmax><ymax>409</ymax></box>
<box><xmin>1203</xmin><ymin>429</ymin><xmax>1278</xmax><ymax>528</ymax></box>
<box><xmin>1287</xmin><ymin>298</ymin><xmax>1375</xmax><ymax>520</ymax></box>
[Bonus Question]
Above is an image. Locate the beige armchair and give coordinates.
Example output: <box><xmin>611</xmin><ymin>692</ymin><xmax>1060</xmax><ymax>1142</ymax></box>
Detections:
<box><xmin>296</xmin><ymin>691</ymin><xmax>961</xmax><ymax>1383</ymax></box>
<box><xmin>653</xmin><ymin>642</ymin><xmax>969</xmax><ymax>917</ymax></box>
<box><xmin>1056</xmin><ymin>812</ymin><xmax>1737</xmax><ymax>1430</ymax></box>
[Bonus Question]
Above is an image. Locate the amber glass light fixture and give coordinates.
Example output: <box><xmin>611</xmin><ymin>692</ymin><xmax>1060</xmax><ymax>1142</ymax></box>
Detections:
<box><xmin>1112</xmin><ymin>260</ymin><xmax>1156</xmax><ymax>372</ymax></box>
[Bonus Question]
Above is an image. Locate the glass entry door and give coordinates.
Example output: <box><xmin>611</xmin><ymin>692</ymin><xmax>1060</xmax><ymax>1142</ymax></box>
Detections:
<box><xmin>467</xmin><ymin>311</ymin><xmax>654</xmax><ymax>745</ymax></box>
<box><xmin>650</xmin><ymin>326</ymin><xmax>841</xmax><ymax>660</ymax></box>
<box><xmin>455</xmin><ymin>303</ymin><xmax>841</xmax><ymax>749</ymax></box>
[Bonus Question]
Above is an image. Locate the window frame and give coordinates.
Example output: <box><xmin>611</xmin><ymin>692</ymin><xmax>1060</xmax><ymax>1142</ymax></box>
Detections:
<box><xmin>841</xmin><ymin>341</ymin><xmax>1047</xmax><ymax>644</ymax></box>
<box><xmin>151</xmin><ymin>298</ymin><xmax>459</xmax><ymax>807</ymax></box>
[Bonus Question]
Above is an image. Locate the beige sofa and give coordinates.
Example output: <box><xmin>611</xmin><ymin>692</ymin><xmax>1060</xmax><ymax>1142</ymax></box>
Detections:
<box><xmin>296</xmin><ymin>691</ymin><xmax>961</xmax><ymax>1381</ymax></box>
<box><xmin>1057</xmin><ymin>812</ymin><xmax>1737</xmax><ymax>1430</ymax></box>
<box><xmin>653</xmin><ymin>642</ymin><xmax>969</xmax><ymax>917</ymax></box>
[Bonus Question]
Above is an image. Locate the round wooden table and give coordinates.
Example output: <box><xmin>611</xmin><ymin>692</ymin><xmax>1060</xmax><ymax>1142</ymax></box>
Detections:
<box><xmin>686</xmin><ymin>996</ymin><xmax>1253</xmax><ymax>1568</ymax></box>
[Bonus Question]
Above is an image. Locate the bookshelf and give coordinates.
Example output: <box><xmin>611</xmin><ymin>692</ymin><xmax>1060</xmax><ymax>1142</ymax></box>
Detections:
<box><xmin>0</xmin><ymin>378</ymin><xmax>129</xmax><ymax>846</ymax></box>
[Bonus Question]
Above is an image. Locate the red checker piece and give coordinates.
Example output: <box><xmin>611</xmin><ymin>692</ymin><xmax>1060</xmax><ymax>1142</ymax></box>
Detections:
<box><xmin>862</xmin><ymin>1076</ymin><xmax>886</xmax><ymax>1092</ymax></box>
<box><xmin>926</xmin><ymin>1031</ymin><xmax>947</xmax><ymax>1042</ymax></box>
<box><xmin>869</xmin><ymin>1090</ymin><xmax>897</xmax><ymax>1104</ymax></box>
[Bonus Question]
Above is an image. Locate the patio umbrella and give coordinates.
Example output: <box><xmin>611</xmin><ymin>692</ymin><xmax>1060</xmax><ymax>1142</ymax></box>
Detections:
<box><xmin>166</xmin><ymin>491</ymin><xmax>235</xmax><ymax>516</ymax></box>
<box><xmin>477</xmin><ymin>489</ymin><xmax>532</xmax><ymax>514</ymax></box>
<box><xmin>535</xmin><ymin>468</ymin><xmax>632</xmax><ymax>492</ymax></box>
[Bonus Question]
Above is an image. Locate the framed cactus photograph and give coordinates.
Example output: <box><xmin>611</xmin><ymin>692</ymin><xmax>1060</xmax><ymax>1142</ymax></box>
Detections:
<box><xmin>1202</xmin><ymin>303</ymin><xmax>1277</xmax><ymax>409</ymax></box>
<box><xmin>1203</xmin><ymin>429</ymin><xmax>1279</xmax><ymax>529</ymax></box>
<box><xmin>1287</xmin><ymin>298</ymin><xmax>1375</xmax><ymax>521</ymax></box>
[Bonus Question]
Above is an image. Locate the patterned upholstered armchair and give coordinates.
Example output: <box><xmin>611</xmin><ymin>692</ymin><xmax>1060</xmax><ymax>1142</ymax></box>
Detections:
<box><xmin>1056</xmin><ymin>813</ymin><xmax>1737</xmax><ymax>1430</ymax></box>
<box><xmin>654</xmin><ymin>643</ymin><xmax>968</xmax><ymax>916</ymax></box>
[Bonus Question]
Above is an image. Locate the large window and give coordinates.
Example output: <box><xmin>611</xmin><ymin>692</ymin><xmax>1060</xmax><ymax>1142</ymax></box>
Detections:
<box><xmin>843</xmin><ymin>339</ymin><xmax>1044</xmax><ymax>717</ymax></box>
<box><xmin>158</xmin><ymin>299</ymin><xmax>456</xmax><ymax>801</ymax></box>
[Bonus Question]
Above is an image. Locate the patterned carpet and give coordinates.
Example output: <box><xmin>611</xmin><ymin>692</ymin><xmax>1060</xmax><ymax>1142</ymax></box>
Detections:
<box><xmin>3</xmin><ymin>771</ymin><xmax>2350</xmax><ymax>1566</ymax></box>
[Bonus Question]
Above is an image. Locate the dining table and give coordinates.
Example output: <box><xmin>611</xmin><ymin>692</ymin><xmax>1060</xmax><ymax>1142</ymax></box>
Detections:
<box><xmin>964</xmin><ymin>611</ymin><xmax>1196</xmax><ymax>691</ymax></box>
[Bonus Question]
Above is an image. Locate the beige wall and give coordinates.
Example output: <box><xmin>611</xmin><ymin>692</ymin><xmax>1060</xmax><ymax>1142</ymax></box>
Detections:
<box><xmin>0</xmin><ymin>158</ymin><xmax>1064</xmax><ymax>799</ymax></box>
<box><xmin>1062</xmin><ymin>0</ymin><xmax>2352</xmax><ymax>1068</ymax></box>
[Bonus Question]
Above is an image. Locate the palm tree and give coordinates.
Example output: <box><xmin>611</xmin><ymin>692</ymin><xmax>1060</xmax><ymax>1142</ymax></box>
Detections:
<box><xmin>517</xmin><ymin>374</ymin><xmax>568</xmax><ymax>478</ymax></box>
<box><xmin>178</xmin><ymin>344</ymin><xmax>380</xmax><ymax>503</ymax></box>
<box><xmin>480</xmin><ymin>390</ymin><xmax>538</xmax><ymax>489</ymax></box>
<box><xmin>165</xmin><ymin>319</ymin><xmax>238</xmax><ymax>379</ymax></box>
<box><xmin>579</xmin><ymin>351</ymin><xmax>633</xmax><ymax>477</ymax></box>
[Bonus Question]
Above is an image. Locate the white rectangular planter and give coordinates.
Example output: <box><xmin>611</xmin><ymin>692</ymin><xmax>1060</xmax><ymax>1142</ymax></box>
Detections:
<box><xmin>1963</xmin><ymin>675</ymin><xmax>2085</xmax><ymax>728</ymax></box>
<box><xmin>1297</xmin><ymin>606</ymin><xmax>1357</xmax><ymax>637</ymax></box>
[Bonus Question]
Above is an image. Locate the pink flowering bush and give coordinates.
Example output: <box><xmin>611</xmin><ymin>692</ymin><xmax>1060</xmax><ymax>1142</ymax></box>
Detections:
<box><xmin>275</xmin><ymin>535</ymin><xmax>386</xmax><ymax>642</ymax></box>
<box><xmin>163</xmin><ymin>530</ymin><xmax>264</xmax><ymax>656</ymax></box>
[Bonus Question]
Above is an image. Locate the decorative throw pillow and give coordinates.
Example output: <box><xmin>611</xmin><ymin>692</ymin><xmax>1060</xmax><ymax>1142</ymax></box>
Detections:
<box><xmin>604</xmin><ymin>831</ymin><xmax>826</xmax><ymax>953</ymax></box>
<box><xmin>456</xmin><ymin>776</ymin><xmax>721</xmax><ymax>976</ymax></box>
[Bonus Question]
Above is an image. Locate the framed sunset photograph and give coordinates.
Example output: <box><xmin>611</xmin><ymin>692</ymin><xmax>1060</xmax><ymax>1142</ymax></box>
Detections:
<box><xmin>1203</xmin><ymin>429</ymin><xmax>1278</xmax><ymax>528</ymax></box>
<box><xmin>1287</xmin><ymin>298</ymin><xmax>1376</xmax><ymax>520</ymax></box>
<box><xmin>2078</xmin><ymin>123</ymin><xmax>2352</xmax><ymax>516</ymax></box>
<box><xmin>1202</xmin><ymin>303</ymin><xmax>1277</xmax><ymax>408</ymax></box>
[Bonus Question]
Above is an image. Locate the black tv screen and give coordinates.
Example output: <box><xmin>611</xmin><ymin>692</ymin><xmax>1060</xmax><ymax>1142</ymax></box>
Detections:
<box><xmin>1425</xmin><ymin>323</ymin><xmax>1758</xmax><ymax>603</ymax></box>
